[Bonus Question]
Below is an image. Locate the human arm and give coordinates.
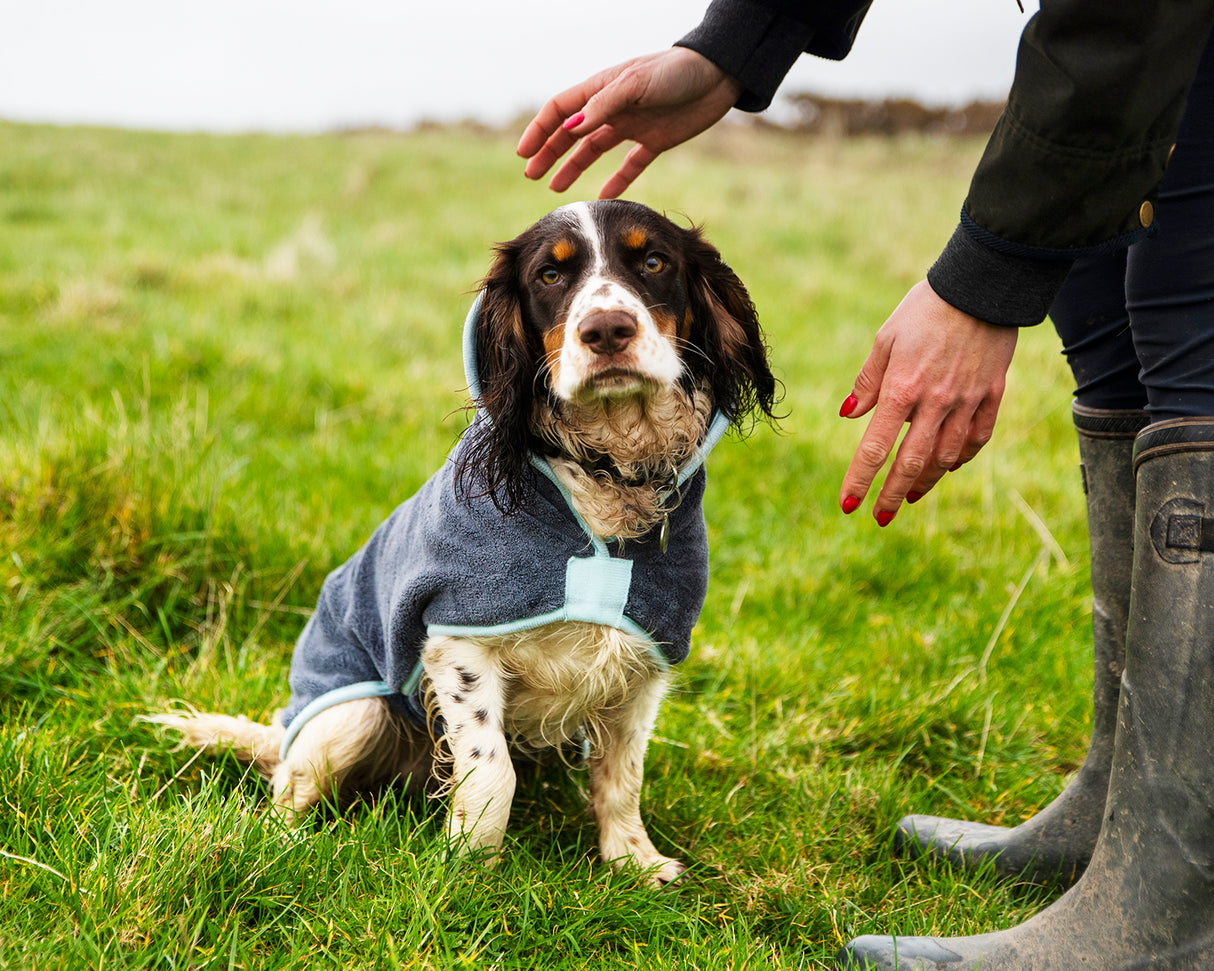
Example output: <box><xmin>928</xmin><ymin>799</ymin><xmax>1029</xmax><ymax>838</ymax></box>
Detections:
<box><xmin>517</xmin><ymin>0</ymin><xmax>871</xmax><ymax>197</ymax></box>
<box><xmin>929</xmin><ymin>0</ymin><xmax>1214</xmax><ymax>326</ymax></box>
<box><xmin>840</xmin><ymin>0</ymin><xmax>1214</xmax><ymax>524</ymax></box>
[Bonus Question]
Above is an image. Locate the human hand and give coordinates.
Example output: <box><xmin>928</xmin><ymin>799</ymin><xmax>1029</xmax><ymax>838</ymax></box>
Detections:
<box><xmin>517</xmin><ymin>47</ymin><xmax>743</xmax><ymax>198</ymax></box>
<box><xmin>838</xmin><ymin>281</ymin><xmax>1019</xmax><ymax>525</ymax></box>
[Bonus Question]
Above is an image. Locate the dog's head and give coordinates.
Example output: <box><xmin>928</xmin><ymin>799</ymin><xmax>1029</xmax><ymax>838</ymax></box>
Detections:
<box><xmin>461</xmin><ymin>199</ymin><xmax>778</xmax><ymax>511</ymax></box>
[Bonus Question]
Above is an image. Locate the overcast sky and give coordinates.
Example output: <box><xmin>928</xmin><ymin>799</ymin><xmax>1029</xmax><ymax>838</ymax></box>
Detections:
<box><xmin>0</xmin><ymin>1</ymin><xmax>1038</xmax><ymax>133</ymax></box>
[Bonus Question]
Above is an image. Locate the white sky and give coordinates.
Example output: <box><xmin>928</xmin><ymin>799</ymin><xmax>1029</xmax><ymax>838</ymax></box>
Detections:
<box><xmin>0</xmin><ymin>1</ymin><xmax>1037</xmax><ymax>133</ymax></box>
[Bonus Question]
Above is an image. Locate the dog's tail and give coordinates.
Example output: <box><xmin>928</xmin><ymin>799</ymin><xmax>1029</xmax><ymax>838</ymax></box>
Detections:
<box><xmin>145</xmin><ymin>711</ymin><xmax>284</xmax><ymax>780</ymax></box>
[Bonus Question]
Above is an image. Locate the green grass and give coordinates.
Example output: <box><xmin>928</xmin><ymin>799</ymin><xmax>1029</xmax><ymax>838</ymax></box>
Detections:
<box><xmin>1</xmin><ymin>118</ymin><xmax>1088</xmax><ymax>968</ymax></box>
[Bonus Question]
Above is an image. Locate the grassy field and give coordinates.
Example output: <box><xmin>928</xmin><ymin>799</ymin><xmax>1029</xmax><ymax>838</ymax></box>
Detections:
<box><xmin>1</xmin><ymin>119</ymin><xmax>1089</xmax><ymax>969</ymax></box>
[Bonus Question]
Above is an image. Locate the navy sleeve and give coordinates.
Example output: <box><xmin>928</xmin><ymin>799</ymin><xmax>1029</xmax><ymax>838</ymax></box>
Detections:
<box><xmin>675</xmin><ymin>0</ymin><xmax>872</xmax><ymax>112</ymax></box>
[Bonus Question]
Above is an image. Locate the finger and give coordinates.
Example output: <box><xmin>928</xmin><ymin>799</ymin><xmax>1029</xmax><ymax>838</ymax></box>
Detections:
<box><xmin>523</xmin><ymin>130</ymin><xmax>581</xmax><ymax>181</ymax></box>
<box><xmin>961</xmin><ymin>386</ymin><xmax>1002</xmax><ymax>462</ymax></box>
<box><xmin>900</xmin><ymin>409</ymin><xmax>973</xmax><ymax>503</ymax></box>
<box><xmin>940</xmin><ymin>381</ymin><xmax>1005</xmax><ymax>474</ymax></box>
<box><xmin>518</xmin><ymin>97</ymin><xmax>595</xmax><ymax>180</ymax></box>
<box><xmin>841</xmin><ymin>335</ymin><xmax>892</xmax><ymax>420</ymax></box>
<box><xmin>518</xmin><ymin>65</ymin><xmax>626</xmax><ymax>159</ymax></box>
<box><xmin>598</xmin><ymin>144</ymin><xmax>659</xmax><ymax>199</ymax></box>
<box><xmin>517</xmin><ymin>99</ymin><xmax>575</xmax><ymax>159</ymax></box>
<box><xmin>870</xmin><ymin>409</ymin><xmax>958</xmax><ymax>524</ymax></box>
<box><xmin>923</xmin><ymin>405</ymin><xmax>996</xmax><ymax>486</ymax></box>
<box><xmin>905</xmin><ymin>462</ymin><xmax>949</xmax><ymax>504</ymax></box>
<box><xmin>837</xmin><ymin>339</ymin><xmax>894</xmax><ymax>513</ymax></box>
<box><xmin>905</xmin><ymin>382</ymin><xmax>1005</xmax><ymax>501</ymax></box>
<box><xmin>838</xmin><ymin>396</ymin><xmax>914</xmax><ymax>514</ymax></box>
<box><xmin>548</xmin><ymin>127</ymin><xmax>625</xmax><ymax>193</ymax></box>
<box><xmin>518</xmin><ymin>70</ymin><xmax>634</xmax><ymax>180</ymax></box>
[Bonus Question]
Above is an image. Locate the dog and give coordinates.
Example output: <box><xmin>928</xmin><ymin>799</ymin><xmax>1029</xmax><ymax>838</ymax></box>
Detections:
<box><xmin>150</xmin><ymin>200</ymin><xmax>776</xmax><ymax>885</ymax></box>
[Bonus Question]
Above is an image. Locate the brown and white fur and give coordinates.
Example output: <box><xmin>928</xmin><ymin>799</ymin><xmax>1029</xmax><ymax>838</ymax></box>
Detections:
<box><xmin>150</xmin><ymin>200</ymin><xmax>776</xmax><ymax>885</ymax></box>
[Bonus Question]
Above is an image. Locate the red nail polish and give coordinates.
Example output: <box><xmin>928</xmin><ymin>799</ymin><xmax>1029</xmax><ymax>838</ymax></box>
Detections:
<box><xmin>562</xmin><ymin>111</ymin><xmax>585</xmax><ymax>131</ymax></box>
<box><xmin>950</xmin><ymin>461</ymin><xmax>964</xmax><ymax>472</ymax></box>
<box><xmin>906</xmin><ymin>491</ymin><xmax>924</xmax><ymax>504</ymax></box>
<box><xmin>841</xmin><ymin>496</ymin><xmax>862</xmax><ymax>514</ymax></box>
<box><xmin>876</xmin><ymin>509</ymin><xmax>896</xmax><ymax>527</ymax></box>
<box><xmin>839</xmin><ymin>393</ymin><xmax>858</xmax><ymax>418</ymax></box>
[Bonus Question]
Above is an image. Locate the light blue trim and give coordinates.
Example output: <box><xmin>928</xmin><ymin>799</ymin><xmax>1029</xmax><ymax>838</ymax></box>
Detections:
<box><xmin>462</xmin><ymin>290</ymin><xmax>486</xmax><ymax>405</ymax></box>
<box><xmin>428</xmin><ymin>608</ymin><xmax>572</xmax><ymax>640</ymax></box>
<box><xmin>400</xmin><ymin>661</ymin><xmax>425</xmax><ymax>697</ymax></box>
<box><xmin>426</xmin><ymin>612</ymin><xmax>666</xmax><ymax>669</ymax></box>
<box><xmin>428</xmin><ymin>557</ymin><xmax>644</xmax><ymax>644</ymax></box>
<box><xmin>427</xmin><ymin>610</ymin><xmax>656</xmax><ymax>650</ymax></box>
<box><xmin>528</xmin><ymin>455</ymin><xmax>609</xmax><ymax>555</ymax></box>
<box><xmin>427</xmin><ymin>555</ymin><xmax>663</xmax><ymax>668</ymax></box>
<box><xmin>674</xmin><ymin>409</ymin><xmax>731</xmax><ymax>491</ymax></box>
<box><xmin>279</xmin><ymin>680</ymin><xmax>397</xmax><ymax>759</ymax></box>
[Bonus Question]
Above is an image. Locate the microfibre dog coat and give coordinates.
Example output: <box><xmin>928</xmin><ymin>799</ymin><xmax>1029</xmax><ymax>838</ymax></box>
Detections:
<box><xmin>276</xmin><ymin>294</ymin><xmax>729</xmax><ymax>757</ymax></box>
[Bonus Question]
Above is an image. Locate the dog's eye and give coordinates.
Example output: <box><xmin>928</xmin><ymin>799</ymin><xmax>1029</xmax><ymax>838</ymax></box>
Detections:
<box><xmin>540</xmin><ymin>267</ymin><xmax>563</xmax><ymax>286</ymax></box>
<box><xmin>644</xmin><ymin>255</ymin><xmax>665</xmax><ymax>274</ymax></box>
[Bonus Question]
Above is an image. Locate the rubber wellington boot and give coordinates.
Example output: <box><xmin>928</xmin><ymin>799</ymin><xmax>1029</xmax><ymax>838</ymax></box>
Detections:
<box><xmin>897</xmin><ymin>405</ymin><xmax>1147</xmax><ymax>886</ymax></box>
<box><xmin>838</xmin><ymin>417</ymin><xmax>1214</xmax><ymax>970</ymax></box>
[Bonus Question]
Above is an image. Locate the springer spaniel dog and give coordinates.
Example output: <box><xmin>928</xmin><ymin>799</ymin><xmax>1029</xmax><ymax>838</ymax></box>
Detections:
<box><xmin>151</xmin><ymin>200</ymin><xmax>776</xmax><ymax>885</ymax></box>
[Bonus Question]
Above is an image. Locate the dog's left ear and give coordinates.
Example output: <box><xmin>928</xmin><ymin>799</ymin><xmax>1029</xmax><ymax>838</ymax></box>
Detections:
<box><xmin>456</xmin><ymin>241</ymin><xmax>541</xmax><ymax>513</ymax></box>
<box><xmin>681</xmin><ymin>227</ymin><xmax>779</xmax><ymax>429</ymax></box>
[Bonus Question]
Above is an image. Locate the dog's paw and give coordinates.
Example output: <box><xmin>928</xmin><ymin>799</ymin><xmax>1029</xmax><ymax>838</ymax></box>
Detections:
<box><xmin>646</xmin><ymin>855</ymin><xmax>686</xmax><ymax>888</ymax></box>
<box><xmin>605</xmin><ymin>846</ymin><xmax>686</xmax><ymax>887</ymax></box>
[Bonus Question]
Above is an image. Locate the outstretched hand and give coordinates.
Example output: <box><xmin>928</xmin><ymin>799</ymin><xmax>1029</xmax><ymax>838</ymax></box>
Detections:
<box><xmin>517</xmin><ymin>47</ymin><xmax>743</xmax><ymax>198</ymax></box>
<box><xmin>838</xmin><ymin>281</ymin><xmax>1019</xmax><ymax>525</ymax></box>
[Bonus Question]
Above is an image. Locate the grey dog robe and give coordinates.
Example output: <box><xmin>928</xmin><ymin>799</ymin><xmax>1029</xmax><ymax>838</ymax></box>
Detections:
<box><xmin>277</xmin><ymin>295</ymin><xmax>729</xmax><ymax>757</ymax></box>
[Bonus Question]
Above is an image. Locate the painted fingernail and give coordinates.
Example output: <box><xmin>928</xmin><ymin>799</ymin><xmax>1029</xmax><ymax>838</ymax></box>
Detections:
<box><xmin>841</xmin><ymin>496</ymin><xmax>862</xmax><ymax>514</ymax></box>
<box><xmin>839</xmin><ymin>393</ymin><xmax>858</xmax><ymax>418</ymax></box>
<box><xmin>562</xmin><ymin>111</ymin><xmax>586</xmax><ymax>131</ymax></box>
<box><xmin>876</xmin><ymin>509</ymin><xmax>897</xmax><ymax>527</ymax></box>
<box><xmin>950</xmin><ymin>460</ymin><xmax>964</xmax><ymax>472</ymax></box>
<box><xmin>906</xmin><ymin>491</ymin><xmax>925</xmax><ymax>504</ymax></box>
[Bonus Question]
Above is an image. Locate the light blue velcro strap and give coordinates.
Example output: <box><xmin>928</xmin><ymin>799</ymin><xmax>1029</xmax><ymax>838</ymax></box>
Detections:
<box><xmin>279</xmin><ymin>681</ymin><xmax>397</xmax><ymax>760</ymax></box>
<box><xmin>564</xmin><ymin>555</ymin><xmax>632</xmax><ymax>628</ymax></box>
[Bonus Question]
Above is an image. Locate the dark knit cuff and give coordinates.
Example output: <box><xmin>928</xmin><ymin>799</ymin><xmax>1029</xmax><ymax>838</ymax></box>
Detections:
<box><xmin>675</xmin><ymin>0</ymin><xmax>815</xmax><ymax>112</ymax></box>
<box><xmin>927</xmin><ymin>220</ymin><xmax>1075</xmax><ymax>327</ymax></box>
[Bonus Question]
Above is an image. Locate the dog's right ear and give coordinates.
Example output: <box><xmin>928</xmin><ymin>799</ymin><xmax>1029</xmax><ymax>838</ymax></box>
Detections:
<box><xmin>456</xmin><ymin>241</ymin><xmax>540</xmax><ymax>513</ymax></box>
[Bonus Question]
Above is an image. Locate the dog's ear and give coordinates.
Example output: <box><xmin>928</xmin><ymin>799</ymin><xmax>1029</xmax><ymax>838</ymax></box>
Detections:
<box><xmin>456</xmin><ymin>241</ymin><xmax>541</xmax><ymax>513</ymax></box>
<box><xmin>682</xmin><ymin>226</ymin><xmax>780</xmax><ymax>429</ymax></box>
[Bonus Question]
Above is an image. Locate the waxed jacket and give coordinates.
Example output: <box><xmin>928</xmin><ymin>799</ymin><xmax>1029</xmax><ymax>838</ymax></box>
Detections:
<box><xmin>677</xmin><ymin>0</ymin><xmax>1214</xmax><ymax>325</ymax></box>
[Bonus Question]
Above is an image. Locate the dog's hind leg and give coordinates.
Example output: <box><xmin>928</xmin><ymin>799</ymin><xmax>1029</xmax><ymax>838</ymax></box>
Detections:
<box><xmin>589</xmin><ymin>673</ymin><xmax>685</xmax><ymax>886</ymax></box>
<box><xmin>269</xmin><ymin>696</ymin><xmax>423</xmax><ymax>823</ymax></box>
<box><xmin>422</xmin><ymin>636</ymin><xmax>515</xmax><ymax>861</ymax></box>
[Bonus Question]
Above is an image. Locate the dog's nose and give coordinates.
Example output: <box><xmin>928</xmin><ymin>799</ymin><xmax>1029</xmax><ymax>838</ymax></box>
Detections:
<box><xmin>577</xmin><ymin>311</ymin><xmax>637</xmax><ymax>357</ymax></box>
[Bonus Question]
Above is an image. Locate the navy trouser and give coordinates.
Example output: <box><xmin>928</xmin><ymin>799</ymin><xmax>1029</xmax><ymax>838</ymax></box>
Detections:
<box><xmin>1050</xmin><ymin>29</ymin><xmax>1214</xmax><ymax>422</ymax></box>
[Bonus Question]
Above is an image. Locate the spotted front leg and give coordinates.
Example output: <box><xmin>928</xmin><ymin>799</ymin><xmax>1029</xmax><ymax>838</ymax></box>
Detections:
<box><xmin>421</xmin><ymin>636</ymin><xmax>515</xmax><ymax>860</ymax></box>
<box><xmin>590</xmin><ymin>673</ymin><xmax>684</xmax><ymax>885</ymax></box>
